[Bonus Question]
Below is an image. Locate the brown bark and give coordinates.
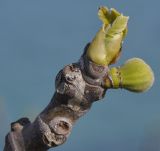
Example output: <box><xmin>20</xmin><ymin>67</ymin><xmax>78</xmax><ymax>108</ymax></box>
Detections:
<box><xmin>3</xmin><ymin>44</ymin><xmax>108</xmax><ymax>151</ymax></box>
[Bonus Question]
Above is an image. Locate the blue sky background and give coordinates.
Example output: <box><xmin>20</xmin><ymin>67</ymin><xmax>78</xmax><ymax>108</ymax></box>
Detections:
<box><xmin>0</xmin><ymin>0</ymin><xmax>159</xmax><ymax>150</ymax></box>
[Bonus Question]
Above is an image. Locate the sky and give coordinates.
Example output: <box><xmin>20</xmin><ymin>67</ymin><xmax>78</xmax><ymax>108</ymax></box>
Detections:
<box><xmin>0</xmin><ymin>0</ymin><xmax>160</xmax><ymax>150</ymax></box>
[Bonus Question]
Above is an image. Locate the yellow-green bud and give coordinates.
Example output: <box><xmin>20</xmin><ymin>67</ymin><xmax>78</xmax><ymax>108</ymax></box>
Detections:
<box><xmin>87</xmin><ymin>7</ymin><xmax>129</xmax><ymax>66</ymax></box>
<box><xmin>105</xmin><ymin>58</ymin><xmax>154</xmax><ymax>92</ymax></box>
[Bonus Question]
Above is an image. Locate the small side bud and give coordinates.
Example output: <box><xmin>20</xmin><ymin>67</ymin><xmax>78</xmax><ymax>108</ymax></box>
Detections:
<box><xmin>105</xmin><ymin>58</ymin><xmax>154</xmax><ymax>92</ymax></box>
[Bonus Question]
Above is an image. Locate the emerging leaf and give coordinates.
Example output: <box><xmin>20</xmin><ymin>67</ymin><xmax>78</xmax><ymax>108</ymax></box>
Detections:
<box><xmin>87</xmin><ymin>7</ymin><xmax>129</xmax><ymax>66</ymax></box>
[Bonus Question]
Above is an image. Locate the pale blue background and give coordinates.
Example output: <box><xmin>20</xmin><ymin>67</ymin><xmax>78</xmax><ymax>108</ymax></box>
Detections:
<box><xmin>0</xmin><ymin>0</ymin><xmax>159</xmax><ymax>150</ymax></box>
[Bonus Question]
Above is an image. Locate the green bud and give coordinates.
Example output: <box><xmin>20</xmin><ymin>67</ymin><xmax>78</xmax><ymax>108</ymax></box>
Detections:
<box><xmin>87</xmin><ymin>6</ymin><xmax>129</xmax><ymax>66</ymax></box>
<box><xmin>105</xmin><ymin>58</ymin><xmax>154</xmax><ymax>92</ymax></box>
